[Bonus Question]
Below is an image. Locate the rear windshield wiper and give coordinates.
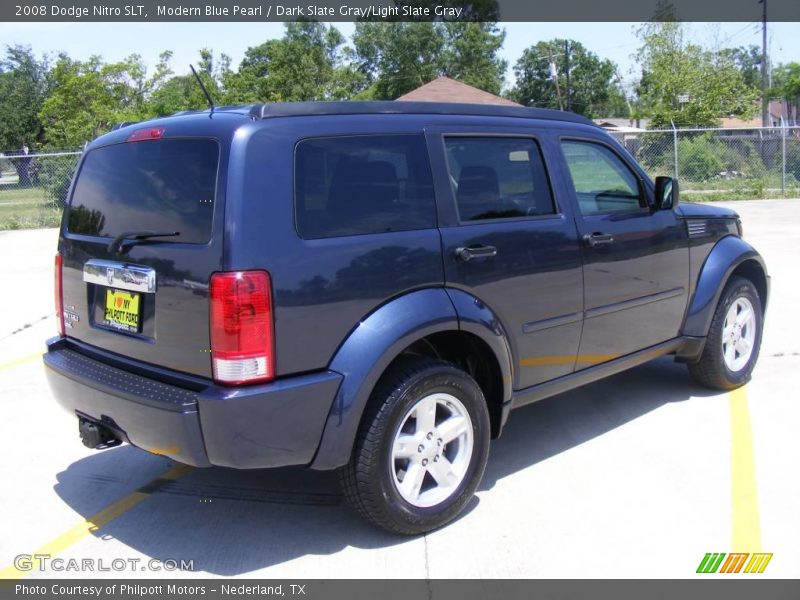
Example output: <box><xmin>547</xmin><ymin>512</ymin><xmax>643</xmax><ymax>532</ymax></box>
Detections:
<box><xmin>108</xmin><ymin>231</ymin><xmax>180</xmax><ymax>253</ymax></box>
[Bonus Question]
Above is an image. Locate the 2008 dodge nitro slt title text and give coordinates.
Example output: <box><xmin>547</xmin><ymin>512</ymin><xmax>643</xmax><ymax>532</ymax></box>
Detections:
<box><xmin>14</xmin><ymin>3</ymin><xmax>465</xmax><ymax>19</ymax></box>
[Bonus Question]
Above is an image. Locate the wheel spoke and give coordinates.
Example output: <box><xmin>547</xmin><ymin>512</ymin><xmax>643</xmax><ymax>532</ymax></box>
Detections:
<box><xmin>735</xmin><ymin>337</ymin><xmax>750</xmax><ymax>356</ymax></box>
<box><xmin>723</xmin><ymin>319</ymin><xmax>734</xmax><ymax>338</ymax></box>
<box><xmin>427</xmin><ymin>456</ymin><xmax>458</xmax><ymax>488</ymax></box>
<box><xmin>724</xmin><ymin>341</ymin><xmax>737</xmax><ymax>365</ymax></box>
<box><xmin>399</xmin><ymin>461</ymin><xmax>426</xmax><ymax>501</ymax></box>
<box><xmin>414</xmin><ymin>397</ymin><xmax>437</xmax><ymax>434</ymax></box>
<box><xmin>393</xmin><ymin>434</ymin><xmax>417</xmax><ymax>460</ymax></box>
<box><xmin>736</xmin><ymin>306</ymin><xmax>752</xmax><ymax>327</ymax></box>
<box><xmin>437</xmin><ymin>415</ymin><xmax>469</xmax><ymax>445</ymax></box>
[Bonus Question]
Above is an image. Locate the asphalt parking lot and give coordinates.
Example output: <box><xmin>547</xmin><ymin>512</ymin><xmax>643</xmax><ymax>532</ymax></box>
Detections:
<box><xmin>0</xmin><ymin>199</ymin><xmax>798</xmax><ymax>579</ymax></box>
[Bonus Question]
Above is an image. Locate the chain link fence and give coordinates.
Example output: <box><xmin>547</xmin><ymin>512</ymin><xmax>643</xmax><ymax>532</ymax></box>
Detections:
<box><xmin>1</xmin><ymin>126</ymin><xmax>799</xmax><ymax>229</ymax></box>
<box><xmin>0</xmin><ymin>149</ymin><xmax>81</xmax><ymax>229</ymax></box>
<box><xmin>609</xmin><ymin>125</ymin><xmax>800</xmax><ymax>201</ymax></box>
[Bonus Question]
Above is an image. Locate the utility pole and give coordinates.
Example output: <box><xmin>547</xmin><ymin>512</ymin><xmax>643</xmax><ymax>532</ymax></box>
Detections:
<box><xmin>760</xmin><ymin>0</ymin><xmax>769</xmax><ymax>126</ymax></box>
<box><xmin>564</xmin><ymin>40</ymin><xmax>571</xmax><ymax>111</ymax></box>
<box><xmin>615</xmin><ymin>68</ymin><xmax>634</xmax><ymax>123</ymax></box>
<box><xmin>548</xmin><ymin>45</ymin><xmax>564</xmax><ymax>111</ymax></box>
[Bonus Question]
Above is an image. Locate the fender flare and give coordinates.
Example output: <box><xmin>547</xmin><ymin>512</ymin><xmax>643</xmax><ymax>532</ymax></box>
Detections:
<box><xmin>309</xmin><ymin>287</ymin><xmax>514</xmax><ymax>470</ymax></box>
<box><xmin>444</xmin><ymin>288</ymin><xmax>515</xmax><ymax>431</ymax></box>
<box><xmin>682</xmin><ymin>235</ymin><xmax>769</xmax><ymax>338</ymax></box>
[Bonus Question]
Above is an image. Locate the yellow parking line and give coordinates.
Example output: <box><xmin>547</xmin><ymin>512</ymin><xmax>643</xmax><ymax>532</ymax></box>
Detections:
<box><xmin>0</xmin><ymin>464</ymin><xmax>192</xmax><ymax>580</ymax></box>
<box><xmin>729</xmin><ymin>386</ymin><xmax>761</xmax><ymax>552</ymax></box>
<box><xmin>0</xmin><ymin>353</ymin><xmax>41</xmax><ymax>373</ymax></box>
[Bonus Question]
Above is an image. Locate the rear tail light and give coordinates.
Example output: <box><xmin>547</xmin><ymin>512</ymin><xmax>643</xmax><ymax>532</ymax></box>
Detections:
<box><xmin>54</xmin><ymin>252</ymin><xmax>65</xmax><ymax>337</ymax></box>
<box><xmin>209</xmin><ymin>270</ymin><xmax>274</xmax><ymax>385</ymax></box>
<box><xmin>127</xmin><ymin>127</ymin><xmax>165</xmax><ymax>142</ymax></box>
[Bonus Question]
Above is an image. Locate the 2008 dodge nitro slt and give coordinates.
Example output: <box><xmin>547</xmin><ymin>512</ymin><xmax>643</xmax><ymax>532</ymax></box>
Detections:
<box><xmin>44</xmin><ymin>102</ymin><xmax>769</xmax><ymax>534</ymax></box>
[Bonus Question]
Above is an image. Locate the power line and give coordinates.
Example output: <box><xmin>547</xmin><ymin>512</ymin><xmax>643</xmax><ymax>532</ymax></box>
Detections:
<box><xmin>717</xmin><ymin>21</ymin><xmax>760</xmax><ymax>47</ymax></box>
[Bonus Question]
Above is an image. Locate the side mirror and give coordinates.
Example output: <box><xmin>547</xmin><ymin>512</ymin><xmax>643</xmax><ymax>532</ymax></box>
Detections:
<box><xmin>654</xmin><ymin>176</ymin><xmax>679</xmax><ymax>210</ymax></box>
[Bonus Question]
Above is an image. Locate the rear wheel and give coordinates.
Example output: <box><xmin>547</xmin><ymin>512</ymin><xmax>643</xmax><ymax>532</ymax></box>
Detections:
<box><xmin>688</xmin><ymin>276</ymin><xmax>763</xmax><ymax>390</ymax></box>
<box><xmin>339</xmin><ymin>357</ymin><xmax>490</xmax><ymax>535</ymax></box>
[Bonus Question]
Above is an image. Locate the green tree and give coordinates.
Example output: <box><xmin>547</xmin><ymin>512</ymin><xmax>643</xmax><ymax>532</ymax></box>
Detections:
<box><xmin>719</xmin><ymin>45</ymin><xmax>762</xmax><ymax>89</ymax></box>
<box><xmin>353</xmin><ymin>22</ymin><xmax>506</xmax><ymax>99</ymax></box>
<box><xmin>40</xmin><ymin>55</ymin><xmax>132</xmax><ymax>148</ymax></box>
<box><xmin>599</xmin><ymin>85</ymin><xmax>632</xmax><ymax>119</ymax></box>
<box><xmin>510</xmin><ymin>39</ymin><xmax>624</xmax><ymax>118</ymax></box>
<box><xmin>770</xmin><ymin>62</ymin><xmax>800</xmax><ymax>123</ymax></box>
<box><xmin>224</xmin><ymin>22</ymin><xmax>364</xmax><ymax>103</ymax></box>
<box><xmin>0</xmin><ymin>45</ymin><xmax>51</xmax><ymax>151</ymax></box>
<box><xmin>39</xmin><ymin>53</ymin><xmax>171</xmax><ymax>147</ymax></box>
<box><xmin>635</xmin><ymin>21</ymin><xmax>758</xmax><ymax>128</ymax></box>
<box><xmin>353</xmin><ymin>22</ymin><xmax>444</xmax><ymax>99</ymax></box>
<box><xmin>149</xmin><ymin>49</ymin><xmax>232</xmax><ymax>115</ymax></box>
<box><xmin>440</xmin><ymin>23</ymin><xmax>506</xmax><ymax>95</ymax></box>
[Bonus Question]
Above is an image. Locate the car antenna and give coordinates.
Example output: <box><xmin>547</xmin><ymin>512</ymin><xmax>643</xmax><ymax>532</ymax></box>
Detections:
<box><xmin>189</xmin><ymin>64</ymin><xmax>215</xmax><ymax>114</ymax></box>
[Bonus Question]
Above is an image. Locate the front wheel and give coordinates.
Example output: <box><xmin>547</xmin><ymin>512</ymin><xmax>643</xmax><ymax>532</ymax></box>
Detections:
<box><xmin>688</xmin><ymin>275</ymin><xmax>763</xmax><ymax>390</ymax></box>
<box><xmin>339</xmin><ymin>357</ymin><xmax>490</xmax><ymax>535</ymax></box>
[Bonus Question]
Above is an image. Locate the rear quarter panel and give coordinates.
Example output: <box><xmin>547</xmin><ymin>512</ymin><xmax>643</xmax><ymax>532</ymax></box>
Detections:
<box><xmin>224</xmin><ymin>116</ymin><xmax>446</xmax><ymax>377</ymax></box>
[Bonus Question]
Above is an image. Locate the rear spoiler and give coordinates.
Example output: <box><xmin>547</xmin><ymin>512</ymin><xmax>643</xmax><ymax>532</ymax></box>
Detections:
<box><xmin>110</xmin><ymin>122</ymin><xmax>138</xmax><ymax>131</ymax></box>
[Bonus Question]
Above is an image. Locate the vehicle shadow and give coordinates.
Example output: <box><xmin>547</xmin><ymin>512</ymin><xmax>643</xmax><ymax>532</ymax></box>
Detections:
<box><xmin>481</xmin><ymin>356</ymin><xmax>718</xmax><ymax>490</ymax></box>
<box><xmin>53</xmin><ymin>356</ymin><xmax>719</xmax><ymax>576</ymax></box>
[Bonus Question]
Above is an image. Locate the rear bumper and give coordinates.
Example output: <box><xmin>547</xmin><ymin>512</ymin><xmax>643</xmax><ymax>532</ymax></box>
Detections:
<box><xmin>43</xmin><ymin>338</ymin><xmax>343</xmax><ymax>469</ymax></box>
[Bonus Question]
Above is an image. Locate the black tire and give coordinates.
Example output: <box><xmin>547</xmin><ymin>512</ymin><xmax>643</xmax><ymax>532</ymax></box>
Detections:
<box><xmin>688</xmin><ymin>275</ymin><xmax>763</xmax><ymax>390</ymax></box>
<box><xmin>338</xmin><ymin>356</ymin><xmax>490</xmax><ymax>535</ymax></box>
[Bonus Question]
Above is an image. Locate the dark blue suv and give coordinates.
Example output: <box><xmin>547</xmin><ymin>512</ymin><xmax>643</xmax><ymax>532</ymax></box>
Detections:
<box><xmin>44</xmin><ymin>102</ymin><xmax>769</xmax><ymax>534</ymax></box>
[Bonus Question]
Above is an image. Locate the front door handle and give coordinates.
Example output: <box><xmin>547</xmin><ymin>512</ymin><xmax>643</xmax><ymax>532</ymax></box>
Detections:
<box><xmin>582</xmin><ymin>233</ymin><xmax>614</xmax><ymax>248</ymax></box>
<box><xmin>455</xmin><ymin>245</ymin><xmax>498</xmax><ymax>262</ymax></box>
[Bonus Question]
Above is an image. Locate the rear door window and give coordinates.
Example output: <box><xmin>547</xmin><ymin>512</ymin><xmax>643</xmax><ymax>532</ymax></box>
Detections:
<box><xmin>294</xmin><ymin>134</ymin><xmax>436</xmax><ymax>239</ymax></box>
<box><xmin>67</xmin><ymin>139</ymin><xmax>219</xmax><ymax>244</ymax></box>
<box><xmin>444</xmin><ymin>137</ymin><xmax>555</xmax><ymax>222</ymax></box>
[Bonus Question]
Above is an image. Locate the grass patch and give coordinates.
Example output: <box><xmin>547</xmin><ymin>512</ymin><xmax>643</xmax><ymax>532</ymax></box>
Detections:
<box><xmin>677</xmin><ymin>171</ymin><xmax>800</xmax><ymax>202</ymax></box>
<box><xmin>0</xmin><ymin>186</ymin><xmax>63</xmax><ymax>230</ymax></box>
<box><xmin>681</xmin><ymin>179</ymin><xmax>800</xmax><ymax>202</ymax></box>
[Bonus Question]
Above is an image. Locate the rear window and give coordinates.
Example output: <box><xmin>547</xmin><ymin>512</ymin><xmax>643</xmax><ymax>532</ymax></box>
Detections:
<box><xmin>67</xmin><ymin>139</ymin><xmax>219</xmax><ymax>244</ymax></box>
<box><xmin>294</xmin><ymin>134</ymin><xmax>436</xmax><ymax>239</ymax></box>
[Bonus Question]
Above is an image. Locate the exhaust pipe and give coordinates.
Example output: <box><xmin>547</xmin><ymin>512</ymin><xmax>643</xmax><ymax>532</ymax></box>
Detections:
<box><xmin>78</xmin><ymin>417</ymin><xmax>122</xmax><ymax>449</ymax></box>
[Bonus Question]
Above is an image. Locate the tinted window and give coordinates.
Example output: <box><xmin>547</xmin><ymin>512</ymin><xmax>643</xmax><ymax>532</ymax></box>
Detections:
<box><xmin>444</xmin><ymin>137</ymin><xmax>555</xmax><ymax>222</ymax></box>
<box><xmin>561</xmin><ymin>141</ymin><xmax>644</xmax><ymax>214</ymax></box>
<box><xmin>68</xmin><ymin>139</ymin><xmax>218</xmax><ymax>244</ymax></box>
<box><xmin>295</xmin><ymin>135</ymin><xmax>436</xmax><ymax>239</ymax></box>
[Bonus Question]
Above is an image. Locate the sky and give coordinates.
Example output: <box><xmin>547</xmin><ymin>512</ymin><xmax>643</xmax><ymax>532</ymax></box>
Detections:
<box><xmin>0</xmin><ymin>21</ymin><xmax>797</xmax><ymax>91</ymax></box>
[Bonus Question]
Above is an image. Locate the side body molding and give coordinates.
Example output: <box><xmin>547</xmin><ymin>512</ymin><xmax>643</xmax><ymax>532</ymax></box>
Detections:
<box><xmin>682</xmin><ymin>235</ymin><xmax>769</xmax><ymax>338</ymax></box>
<box><xmin>310</xmin><ymin>288</ymin><xmax>458</xmax><ymax>470</ymax></box>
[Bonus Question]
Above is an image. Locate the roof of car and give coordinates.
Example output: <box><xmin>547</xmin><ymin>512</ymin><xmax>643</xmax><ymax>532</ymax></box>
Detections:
<box><xmin>174</xmin><ymin>101</ymin><xmax>598</xmax><ymax>127</ymax></box>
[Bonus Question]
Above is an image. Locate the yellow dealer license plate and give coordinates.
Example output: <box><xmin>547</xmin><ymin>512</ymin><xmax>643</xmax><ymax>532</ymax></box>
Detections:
<box><xmin>104</xmin><ymin>289</ymin><xmax>141</xmax><ymax>333</ymax></box>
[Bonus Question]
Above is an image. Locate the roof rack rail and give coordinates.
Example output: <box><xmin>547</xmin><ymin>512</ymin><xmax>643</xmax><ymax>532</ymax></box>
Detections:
<box><xmin>247</xmin><ymin>101</ymin><xmax>596</xmax><ymax>126</ymax></box>
<box><xmin>165</xmin><ymin>105</ymin><xmax>262</xmax><ymax>118</ymax></box>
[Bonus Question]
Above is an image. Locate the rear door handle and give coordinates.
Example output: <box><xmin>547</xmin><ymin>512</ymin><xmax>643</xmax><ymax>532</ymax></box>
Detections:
<box><xmin>454</xmin><ymin>245</ymin><xmax>498</xmax><ymax>262</ymax></box>
<box><xmin>582</xmin><ymin>233</ymin><xmax>614</xmax><ymax>248</ymax></box>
